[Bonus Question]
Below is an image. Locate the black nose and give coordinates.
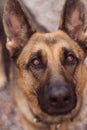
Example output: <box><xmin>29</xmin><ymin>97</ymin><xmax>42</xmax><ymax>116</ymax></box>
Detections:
<box><xmin>49</xmin><ymin>86</ymin><xmax>71</xmax><ymax>107</ymax></box>
<box><xmin>38</xmin><ymin>83</ymin><xmax>77</xmax><ymax>116</ymax></box>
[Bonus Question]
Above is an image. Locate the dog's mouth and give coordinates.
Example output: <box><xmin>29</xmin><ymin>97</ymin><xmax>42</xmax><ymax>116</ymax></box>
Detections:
<box><xmin>33</xmin><ymin>115</ymin><xmax>62</xmax><ymax>124</ymax></box>
<box><xmin>32</xmin><ymin>95</ymin><xmax>82</xmax><ymax>125</ymax></box>
<box><xmin>28</xmin><ymin>92</ymin><xmax>82</xmax><ymax>127</ymax></box>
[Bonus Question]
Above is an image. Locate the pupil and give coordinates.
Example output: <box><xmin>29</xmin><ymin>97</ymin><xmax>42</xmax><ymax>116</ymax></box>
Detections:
<box><xmin>33</xmin><ymin>59</ymin><xmax>40</xmax><ymax>65</ymax></box>
<box><xmin>67</xmin><ymin>56</ymin><xmax>73</xmax><ymax>62</ymax></box>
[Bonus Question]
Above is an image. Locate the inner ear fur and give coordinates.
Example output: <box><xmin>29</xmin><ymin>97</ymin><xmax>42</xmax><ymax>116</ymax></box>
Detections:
<box><xmin>3</xmin><ymin>0</ymin><xmax>36</xmax><ymax>58</ymax></box>
<box><xmin>59</xmin><ymin>0</ymin><xmax>87</xmax><ymax>54</ymax></box>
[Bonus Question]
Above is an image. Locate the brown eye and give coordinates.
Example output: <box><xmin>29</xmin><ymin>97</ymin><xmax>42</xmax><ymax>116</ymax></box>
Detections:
<box><xmin>66</xmin><ymin>54</ymin><xmax>77</xmax><ymax>65</ymax></box>
<box><xmin>30</xmin><ymin>56</ymin><xmax>44</xmax><ymax>69</ymax></box>
<box><xmin>67</xmin><ymin>55</ymin><xmax>75</xmax><ymax>64</ymax></box>
<box><xmin>32</xmin><ymin>58</ymin><xmax>40</xmax><ymax>66</ymax></box>
<box><xmin>27</xmin><ymin>51</ymin><xmax>46</xmax><ymax>71</ymax></box>
<box><xmin>62</xmin><ymin>49</ymin><xmax>79</xmax><ymax>73</ymax></box>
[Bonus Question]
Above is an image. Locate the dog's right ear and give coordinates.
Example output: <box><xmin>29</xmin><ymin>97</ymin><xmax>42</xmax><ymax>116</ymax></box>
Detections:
<box><xmin>59</xmin><ymin>0</ymin><xmax>87</xmax><ymax>55</ymax></box>
<box><xmin>3</xmin><ymin>0</ymin><xmax>36</xmax><ymax>59</ymax></box>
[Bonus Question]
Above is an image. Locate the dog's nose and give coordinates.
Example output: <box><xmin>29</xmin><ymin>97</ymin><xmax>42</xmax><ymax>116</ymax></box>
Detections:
<box><xmin>49</xmin><ymin>86</ymin><xmax>70</xmax><ymax>107</ymax></box>
<box><xmin>38</xmin><ymin>83</ymin><xmax>77</xmax><ymax>115</ymax></box>
<box><xmin>38</xmin><ymin>82</ymin><xmax>77</xmax><ymax>116</ymax></box>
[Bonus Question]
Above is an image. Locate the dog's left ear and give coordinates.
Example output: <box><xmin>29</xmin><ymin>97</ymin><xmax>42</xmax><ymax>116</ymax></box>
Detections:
<box><xmin>3</xmin><ymin>0</ymin><xmax>36</xmax><ymax>59</ymax></box>
<box><xmin>59</xmin><ymin>0</ymin><xmax>87</xmax><ymax>54</ymax></box>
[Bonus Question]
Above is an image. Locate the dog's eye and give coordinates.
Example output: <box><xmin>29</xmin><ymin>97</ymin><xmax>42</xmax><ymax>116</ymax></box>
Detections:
<box><xmin>63</xmin><ymin>49</ymin><xmax>78</xmax><ymax>67</ymax></box>
<box><xmin>63</xmin><ymin>51</ymin><xmax>78</xmax><ymax>74</ymax></box>
<box><xmin>65</xmin><ymin>53</ymin><xmax>77</xmax><ymax>65</ymax></box>
<box><xmin>31</xmin><ymin>56</ymin><xmax>43</xmax><ymax>69</ymax></box>
<box><xmin>27</xmin><ymin>51</ymin><xmax>46</xmax><ymax>71</ymax></box>
<box><xmin>32</xmin><ymin>57</ymin><xmax>40</xmax><ymax>66</ymax></box>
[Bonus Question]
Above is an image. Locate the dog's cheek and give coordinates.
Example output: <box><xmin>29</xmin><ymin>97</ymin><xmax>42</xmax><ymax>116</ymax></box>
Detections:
<box><xmin>22</xmin><ymin>70</ymin><xmax>38</xmax><ymax>89</ymax></box>
<box><xmin>75</xmin><ymin>63</ymin><xmax>87</xmax><ymax>94</ymax></box>
<box><xmin>28</xmin><ymin>67</ymin><xmax>44</xmax><ymax>81</ymax></box>
<box><xmin>18</xmin><ymin>70</ymin><xmax>39</xmax><ymax>105</ymax></box>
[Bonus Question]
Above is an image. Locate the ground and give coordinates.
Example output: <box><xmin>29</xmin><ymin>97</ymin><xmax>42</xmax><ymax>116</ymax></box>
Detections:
<box><xmin>0</xmin><ymin>86</ymin><xmax>23</xmax><ymax>130</ymax></box>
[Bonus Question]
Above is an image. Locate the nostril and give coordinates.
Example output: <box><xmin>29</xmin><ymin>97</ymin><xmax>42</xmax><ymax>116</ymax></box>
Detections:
<box><xmin>48</xmin><ymin>86</ymin><xmax>72</xmax><ymax>107</ymax></box>
<box><xmin>63</xmin><ymin>96</ymin><xmax>70</xmax><ymax>104</ymax></box>
<box><xmin>49</xmin><ymin>93</ymin><xmax>71</xmax><ymax>106</ymax></box>
<box><xmin>50</xmin><ymin>96</ymin><xmax>58</xmax><ymax>106</ymax></box>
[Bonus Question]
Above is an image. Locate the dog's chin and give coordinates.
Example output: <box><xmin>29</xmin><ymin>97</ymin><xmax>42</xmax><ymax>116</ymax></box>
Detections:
<box><xmin>33</xmin><ymin>96</ymin><xmax>82</xmax><ymax>124</ymax></box>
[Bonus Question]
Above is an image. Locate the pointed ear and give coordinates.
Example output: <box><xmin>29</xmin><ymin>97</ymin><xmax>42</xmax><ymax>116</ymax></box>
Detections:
<box><xmin>59</xmin><ymin>0</ymin><xmax>87</xmax><ymax>54</ymax></box>
<box><xmin>3</xmin><ymin>0</ymin><xmax>36</xmax><ymax>59</ymax></box>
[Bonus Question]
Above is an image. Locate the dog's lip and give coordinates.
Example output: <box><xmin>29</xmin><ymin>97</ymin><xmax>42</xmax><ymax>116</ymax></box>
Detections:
<box><xmin>29</xmin><ymin>106</ymin><xmax>63</xmax><ymax>124</ymax></box>
<box><xmin>33</xmin><ymin>115</ymin><xmax>62</xmax><ymax>125</ymax></box>
<box><xmin>33</xmin><ymin>117</ymin><xmax>62</xmax><ymax>130</ymax></box>
<box><xmin>33</xmin><ymin>96</ymin><xmax>82</xmax><ymax>126</ymax></box>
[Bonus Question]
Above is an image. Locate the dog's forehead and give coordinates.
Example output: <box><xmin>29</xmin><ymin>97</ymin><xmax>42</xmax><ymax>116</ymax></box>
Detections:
<box><xmin>19</xmin><ymin>30</ymin><xmax>82</xmax><ymax>62</ymax></box>
<box><xmin>27</xmin><ymin>30</ymin><xmax>78</xmax><ymax>50</ymax></box>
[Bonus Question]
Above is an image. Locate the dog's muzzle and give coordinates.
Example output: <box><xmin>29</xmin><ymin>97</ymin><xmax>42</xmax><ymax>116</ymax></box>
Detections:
<box><xmin>37</xmin><ymin>82</ymin><xmax>77</xmax><ymax>116</ymax></box>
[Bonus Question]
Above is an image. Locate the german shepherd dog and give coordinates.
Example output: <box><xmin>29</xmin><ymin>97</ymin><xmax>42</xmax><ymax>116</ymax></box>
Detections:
<box><xmin>3</xmin><ymin>0</ymin><xmax>87</xmax><ymax>130</ymax></box>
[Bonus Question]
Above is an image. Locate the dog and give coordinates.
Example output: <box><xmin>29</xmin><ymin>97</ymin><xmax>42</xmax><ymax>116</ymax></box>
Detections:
<box><xmin>3</xmin><ymin>0</ymin><xmax>87</xmax><ymax>130</ymax></box>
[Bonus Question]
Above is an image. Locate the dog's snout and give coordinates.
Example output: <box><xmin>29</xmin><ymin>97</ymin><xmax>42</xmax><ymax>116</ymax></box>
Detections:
<box><xmin>38</xmin><ymin>82</ymin><xmax>77</xmax><ymax>116</ymax></box>
<box><xmin>49</xmin><ymin>86</ymin><xmax>71</xmax><ymax>107</ymax></box>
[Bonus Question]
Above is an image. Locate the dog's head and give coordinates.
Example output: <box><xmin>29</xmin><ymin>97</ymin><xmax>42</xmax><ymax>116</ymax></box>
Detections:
<box><xmin>3</xmin><ymin>0</ymin><xmax>87</xmax><ymax>124</ymax></box>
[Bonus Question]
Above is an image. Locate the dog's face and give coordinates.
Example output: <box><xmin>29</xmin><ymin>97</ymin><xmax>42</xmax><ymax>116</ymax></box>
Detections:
<box><xmin>3</xmin><ymin>0</ymin><xmax>87</xmax><ymax>123</ymax></box>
